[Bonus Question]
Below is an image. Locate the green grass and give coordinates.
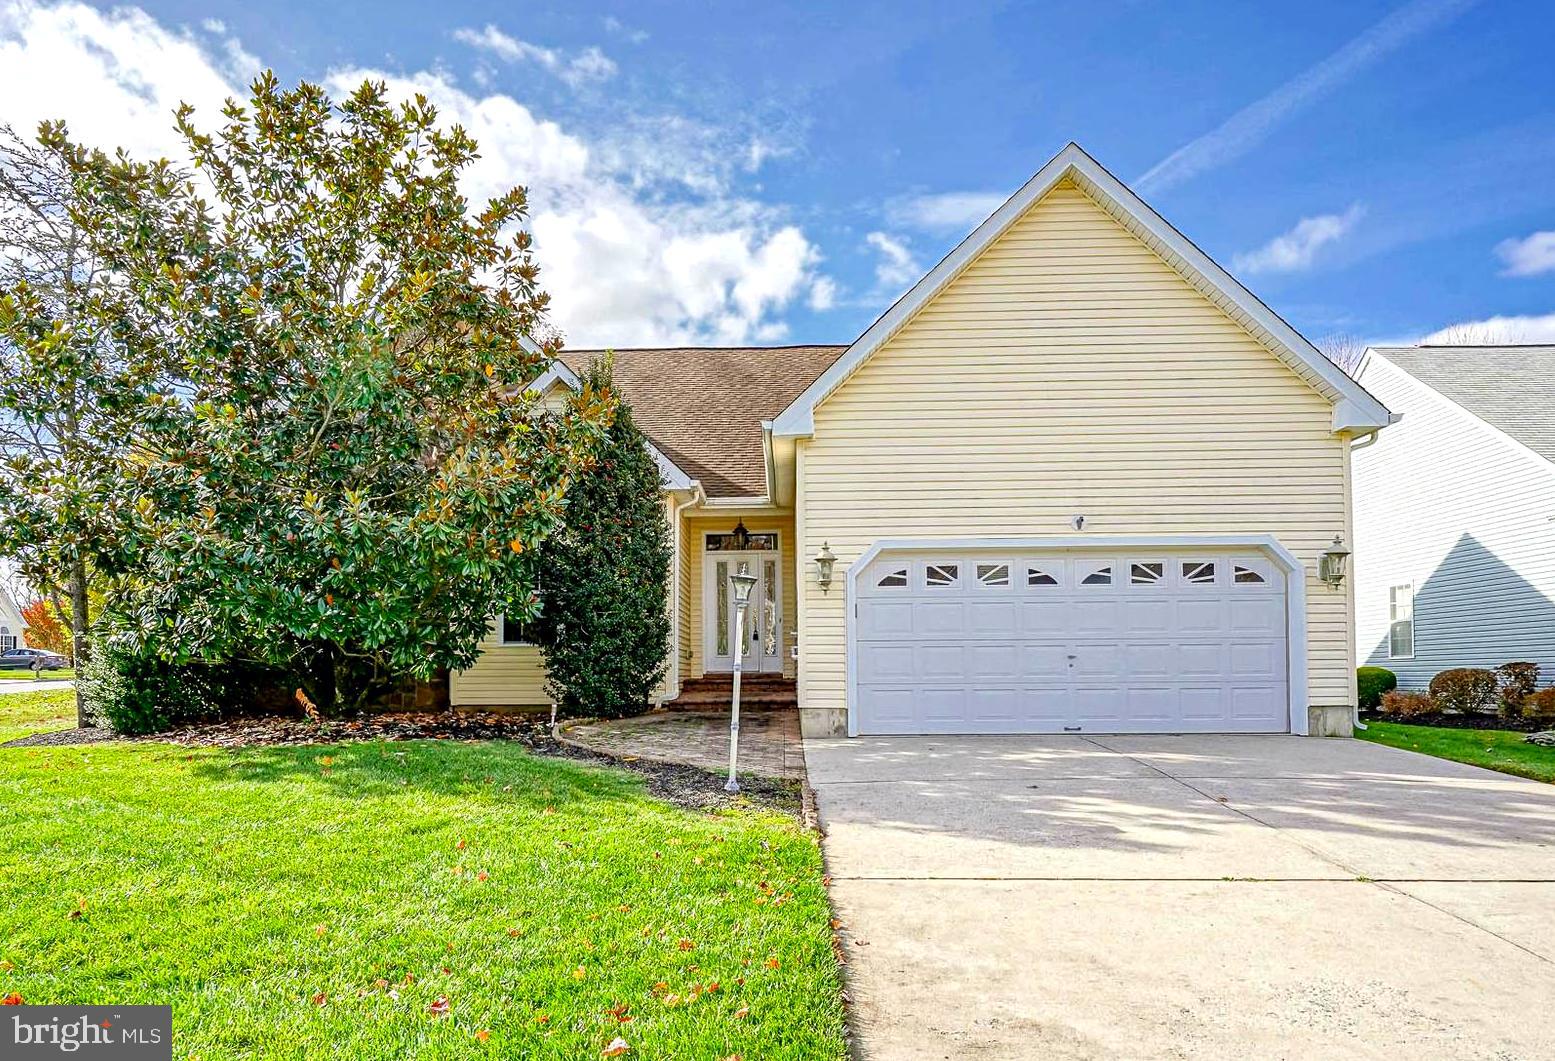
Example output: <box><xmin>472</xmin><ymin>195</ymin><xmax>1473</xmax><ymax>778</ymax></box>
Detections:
<box><xmin>0</xmin><ymin>687</ymin><xmax>77</xmax><ymax>743</ymax></box>
<box><xmin>0</xmin><ymin>725</ymin><xmax>846</xmax><ymax>1058</ymax></box>
<box><xmin>1359</xmin><ymin>719</ymin><xmax>1555</xmax><ymax>784</ymax></box>
<box><xmin>0</xmin><ymin>666</ymin><xmax>76</xmax><ymax>682</ymax></box>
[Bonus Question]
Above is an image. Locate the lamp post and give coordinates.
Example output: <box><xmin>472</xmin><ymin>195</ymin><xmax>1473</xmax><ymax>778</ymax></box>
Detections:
<box><xmin>725</xmin><ymin>566</ymin><xmax>759</xmax><ymax>793</ymax></box>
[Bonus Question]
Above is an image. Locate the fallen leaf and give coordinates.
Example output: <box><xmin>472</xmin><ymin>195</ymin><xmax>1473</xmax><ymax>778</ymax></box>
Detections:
<box><xmin>404</xmin><ymin>972</ymin><xmax>416</xmax><ymax>984</ymax></box>
<box><xmin>311</xmin><ymin>992</ymin><xmax>327</xmax><ymax>1007</ymax></box>
<box><xmin>677</xmin><ymin>938</ymin><xmax>696</xmax><ymax>951</ymax></box>
<box><xmin>428</xmin><ymin>996</ymin><xmax>450</xmax><ymax>1017</ymax></box>
<box><xmin>313</xmin><ymin>924</ymin><xmax>328</xmax><ymax>937</ymax></box>
<box><xmin>602</xmin><ymin>1038</ymin><xmax>630</xmax><ymax>1057</ymax></box>
<box><xmin>507</xmin><ymin>928</ymin><xmax>522</xmax><ymax>937</ymax></box>
<box><xmin>451</xmin><ymin>865</ymin><xmax>465</xmax><ymax>876</ymax></box>
<box><xmin>536</xmin><ymin>1013</ymin><xmax>551</xmax><ymax>1025</ymax></box>
<box><xmin>765</xmin><ymin>958</ymin><xmax>781</xmax><ymax>970</ymax></box>
<box><xmin>477</xmin><ymin>871</ymin><xmax>489</xmax><ymax>882</ymax></box>
<box><xmin>456</xmin><ymin>839</ymin><xmax>467</xmax><ymax>850</ymax></box>
<box><xmin>474</xmin><ymin>1029</ymin><xmax>491</xmax><ymax>1043</ymax></box>
<box><xmin>2</xmin><ymin>992</ymin><xmax>24</xmax><ymax>1005</ymax></box>
<box><xmin>0</xmin><ymin>960</ymin><xmax>13</xmax><ymax>972</ymax></box>
<box><xmin>722</xmin><ymin>1055</ymin><xmax>743</xmax><ymax>1061</ymax></box>
<box><xmin>572</xmin><ymin>966</ymin><xmax>587</xmax><ymax>981</ymax></box>
<box><xmin>732</xmin><ymin>1005</ymin><xmax>750</xmax><ymax>1019</ymax></box>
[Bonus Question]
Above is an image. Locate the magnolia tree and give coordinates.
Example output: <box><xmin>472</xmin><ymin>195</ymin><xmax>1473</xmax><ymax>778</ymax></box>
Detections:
<box><xmin>4</xmin><ymin>75</ymin><xmax>614</xmax><ymax>714</ymax></box>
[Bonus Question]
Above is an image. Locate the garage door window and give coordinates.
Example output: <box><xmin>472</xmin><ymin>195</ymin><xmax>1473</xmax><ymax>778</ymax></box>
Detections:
<box><xmin>1182</xmin><ymin>561</ymin><xmax>1216</xmax><ymax>585</ymax></box>
<box><xmin>1233</xmin><ymin>564</ymin><xmax>1266</xmax><ymax>584</ymax></box>
<box><xmin>976</xmin><ymin>563</ymin><xmax>1010</xmax><ymax>587</ymax></box>
<box><xmin>1080</xmin><ymin>564</ymin><xmax>1112</xmax><ymax>586</ymax></box>
<box><xmin>1026</xmin><ymin>565</ymin><xmax>1060</xmax><ymax>587</ymax></box>
<box><xmin>925</xmin><ymin>563</ymin><xmax>959</xmax><ymax>588</ymax></box>
<box><xmin>876</xmin><ymin>566</ymin><xmax>908</xmax><ymax>588</ymax></box>
<box><xmin>1129</xmin><ymin>561</ymin><xmax>1164</xmax><ymax>585</ymax></box>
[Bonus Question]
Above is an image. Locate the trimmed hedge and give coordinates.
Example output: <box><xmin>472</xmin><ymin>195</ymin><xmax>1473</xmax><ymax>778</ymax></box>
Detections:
<box><xmin>1522</xmin><ymin>687</ymin><xmax>1555</xmax><ymax>722</ymax></box>
<box><xmin>1357</xmin><ymin>666</ymin><xmax>1397</xmax><ymax>711</ymax></box>
<box><xmin>79</xmin><ymin>647</ymin><xmax>276</xmax><ymax>735</ymax></box>
<box><xmin>1497</xmin><ymin>661</ymin><xmax>1540</xmax><ymax>718</ymax></box>
<box><xmin>1427</xmin><ymin>668</ymin><xmax>1498</xmax><ymax>715</ymax></box>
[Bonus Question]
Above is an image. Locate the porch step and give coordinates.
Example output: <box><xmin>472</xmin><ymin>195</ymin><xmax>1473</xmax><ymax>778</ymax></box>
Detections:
<box><xmin>666</xmin><ymin>674</ymin><xmax>796</xmax><ymax>710</ymax></box>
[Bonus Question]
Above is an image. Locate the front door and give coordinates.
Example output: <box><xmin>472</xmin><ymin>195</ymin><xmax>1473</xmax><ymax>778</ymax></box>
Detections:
<box><xmin>705</xmin><ymin>551</ymin><xmax>783</xmax><ymax>674</ymax></box>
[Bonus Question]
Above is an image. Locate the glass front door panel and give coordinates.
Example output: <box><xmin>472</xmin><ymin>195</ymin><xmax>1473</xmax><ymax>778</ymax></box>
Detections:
<box><xmin>762</xmin><ymin>559</ymin><xmax>778</xmax><ymax>656</ymax></box>
<box><xmin>715</xmin><ymin>560</ymin><xmax>729</xmax><ymax>656</ymax></box>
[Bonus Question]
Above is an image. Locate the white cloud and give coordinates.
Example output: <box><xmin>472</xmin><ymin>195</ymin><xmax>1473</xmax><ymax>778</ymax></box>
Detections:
<box><xmin>1423</xmin><ymin>314</ymin><xmax>1555</xmax><ymax>344</ymax></box>
<box><xmin>888</xmin><ymin>190</ymin><xmax>1005</xmax><ymax>233</ymax></box>
<box><xmin>0</xmin><ymin>0</ymin><xmax>254</xmax><ymax>161</ymax></box>
<box><xmin>602</xmin><ymin>17</ymin><xmax>648</xmax><ymax>45</ymax></box>
<box><xmin>1495</xmin><ymin>231</ymin><xmax>1555</xmax><ymax>277</ymax></box>
<box><xmin>1138</xmin><ymin>0</ymin><xmax>1478</xmax><ymax>194</ymax></box>
<box><xmin>865</xmin><ymin>231</ymin><xmax>920</xmax><ymax>291</ymax></box>
<box><xmin>0</xmin><ymin>1</ymin><xmax>822</xmax><ymax>348</ymax></box>
<box><xmin>807</xmin><ymin>276</ymin><xmax>838</xmax><ymax>312</ymax></box>
<box><xmin>452</xmin><ymin>25</ymin><xmax>617</xmax><ymax>89</ymax></box>
<box><xmin>1233</xmin><ymin>204</ymin><xmax>1365</xmax><ymax>275</ymax></box>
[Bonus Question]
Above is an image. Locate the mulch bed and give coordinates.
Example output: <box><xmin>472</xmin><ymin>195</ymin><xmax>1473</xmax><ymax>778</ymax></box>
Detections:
<box><xmin>1</xmin><ymin>711</ymin><xmax>801</xmax><ymax>815</ymax></box>
<box><xmin>1361</xmin><ymin>711</ymin><xmax>1549</xmax><ymax>733</ymax></box>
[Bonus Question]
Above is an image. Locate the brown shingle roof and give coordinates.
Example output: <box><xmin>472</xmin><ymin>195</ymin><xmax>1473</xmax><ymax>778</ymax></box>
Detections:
<box><xmin>559</xmin><ymin>345</ymin><xmax>846</xmax><ymax>499</ymax></box>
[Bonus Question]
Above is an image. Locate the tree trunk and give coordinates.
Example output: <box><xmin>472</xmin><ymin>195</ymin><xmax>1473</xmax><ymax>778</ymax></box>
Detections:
<box><xmin>69</xmin><ymin>558</ymin><xmax>89</xmax><ymax>727</ymax></box>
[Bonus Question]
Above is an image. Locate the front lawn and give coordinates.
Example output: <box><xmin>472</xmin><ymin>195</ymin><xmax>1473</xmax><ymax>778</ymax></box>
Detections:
<box><xmin>0</xmin><ymin>666</ymin><xmax>76</xmax><ymax>682</ymax></box>
<box><xmin>1359</xmin><ymin>719</ymin><xmax>1555</xmax><ymax>784</ymax></box>
<box><xmin>0</xmin><ymin>687</ymin><xmax>77</xmax><ymax>743</ymax></box>
<box><xmin>0</xmin><ymin>731</ymin><xmax>846</xmax><ymax>1058</ymax></box>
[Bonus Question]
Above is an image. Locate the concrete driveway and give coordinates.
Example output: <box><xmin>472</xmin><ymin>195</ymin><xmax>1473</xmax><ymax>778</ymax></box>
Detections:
<box><xmin>805</xmin><ymin>733</ymin><xmax>1555</xmax><ymax>1060</ymax></box>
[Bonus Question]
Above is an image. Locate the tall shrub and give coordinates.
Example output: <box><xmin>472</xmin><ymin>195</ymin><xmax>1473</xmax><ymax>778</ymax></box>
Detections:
<box><xmin>1496</xmin><ymin>661</ymin><xmax>1539</xmax><ymax>718</ymax></box>
<box><xmin>539</xmin><ymin>357</ymin><xmax>672</xmax><ymax>719</ymax></box>
<box><xmin>1428</xmin><ymin>668</ymin><xmax>1498</xmax><ymax>715</ymax></box>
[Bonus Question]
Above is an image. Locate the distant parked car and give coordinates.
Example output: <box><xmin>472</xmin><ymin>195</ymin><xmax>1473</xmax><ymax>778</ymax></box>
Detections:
<box><xmin>0</xmin><ymin>648</ymin><xmax>68</xmax><ymax>671</ymax></box>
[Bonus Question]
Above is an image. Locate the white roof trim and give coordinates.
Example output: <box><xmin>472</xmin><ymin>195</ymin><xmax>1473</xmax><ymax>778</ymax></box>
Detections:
<box><xmin>526</xmin><ymin>357</ymin><xmax>697</xmax><ymax>492</ymax></box>
<box><xmin>771</xmin><ymin>142</ymin><xmax>1392</xmax><ymax>437</ymax></box>
<box><xmin>526</xmin><ymin>359</ymin><xmax>581</xmax><ymax>393</ymax></box>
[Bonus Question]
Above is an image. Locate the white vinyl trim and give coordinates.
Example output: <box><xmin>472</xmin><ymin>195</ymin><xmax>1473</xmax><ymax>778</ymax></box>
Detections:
<box><xmin>771</xmin><ymin>143</ymin><xmax>1392</xmax><ymax>438</ymax></box>
<box><xmin>843</xmin><ymin>534</ymin><xmax>1310</xmax><ymax>737</ymax></box>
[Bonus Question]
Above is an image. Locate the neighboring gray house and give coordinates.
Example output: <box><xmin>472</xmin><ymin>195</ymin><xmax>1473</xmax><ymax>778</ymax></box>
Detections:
<box><xmin>1353</xmin><ymin>345</ymin><xmax>1555</xmax><ymax>688</ymax></box>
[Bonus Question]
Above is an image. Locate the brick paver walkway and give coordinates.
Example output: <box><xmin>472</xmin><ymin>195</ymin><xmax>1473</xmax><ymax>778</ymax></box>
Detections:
<box><xmin>558</xmin><ymin>708</ymin><xmax>804</xmax><ymax>780</ymax></box>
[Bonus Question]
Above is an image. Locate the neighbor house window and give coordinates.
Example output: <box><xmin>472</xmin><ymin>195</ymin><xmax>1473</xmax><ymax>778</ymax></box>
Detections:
<box><xmin>0</xmin><ymin>626</ymin><xmax>12</xmax><ymax>652</ymax></box>
<box><xmin>1389</xmin><ymin>584</ymin><xmax>1414</xmax><ymax>659</ymax></box>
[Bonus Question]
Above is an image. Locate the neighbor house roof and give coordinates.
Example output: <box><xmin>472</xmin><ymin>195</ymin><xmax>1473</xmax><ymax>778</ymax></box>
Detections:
<box><xmin>559</xmin><ymin>346</ymin><xmax>847</xmax><ymax>499</ymax></box>
<box><xmin>771</xmin><ymin>142</ymin><xmax>1393</xmax><ymax>437</ymax></box>
<box><xmin>1370</xmin><ymin>345</ymin><xmax>1555</xmax><ymax>464</ymax></box>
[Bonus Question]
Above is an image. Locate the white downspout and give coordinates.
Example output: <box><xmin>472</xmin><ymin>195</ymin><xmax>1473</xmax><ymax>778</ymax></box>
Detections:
<box><xmin>1347</xmin><ymin>424</ymin><xmax>1388</xmax><ymax>730</ymax></box>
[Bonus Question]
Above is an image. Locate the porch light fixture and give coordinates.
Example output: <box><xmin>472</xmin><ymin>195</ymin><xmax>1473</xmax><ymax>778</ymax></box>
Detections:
<box><xmin>1319</xmin><ymin>535</ymin><xmax>1351</xmax><ymax>588</ymax></box>
<box><xmin>814</xmin><ymin>542</ymin><xmax>837</xmax><ymax>594</ymax></box>
<box><xmin>729</xmin><ymin>519</ymin><xmax>751</xmax><ymax>551</ymax></box>
<box><xmin>723</xmin><ymin>567</ymin><xmax>760</xmax><ymax>794</ymax></box>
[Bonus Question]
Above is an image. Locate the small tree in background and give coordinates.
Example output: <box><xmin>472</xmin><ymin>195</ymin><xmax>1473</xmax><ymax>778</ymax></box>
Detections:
<box><xmin>539</xmin><ymin>356</ymin><xmax>671</xmax><ymax>719</ymax></box>
<box><xmin>20</xmin><ymin>598</ymin><xmax>69</xmax><ymax>658</ymax></box>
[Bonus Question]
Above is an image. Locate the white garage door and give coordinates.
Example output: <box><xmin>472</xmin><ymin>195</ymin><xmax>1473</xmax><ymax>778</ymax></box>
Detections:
<box><xmin>853</xmin><ymin>549</ymin><xmax>1289</xmax><ymax>734</ymax></box>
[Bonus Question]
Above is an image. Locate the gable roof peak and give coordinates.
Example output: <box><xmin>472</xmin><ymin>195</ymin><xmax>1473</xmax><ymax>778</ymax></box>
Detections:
<box><xmin>771</xmin><ymin>141</ymin><xmax>1392</xmax><ymax>438</ymax></box>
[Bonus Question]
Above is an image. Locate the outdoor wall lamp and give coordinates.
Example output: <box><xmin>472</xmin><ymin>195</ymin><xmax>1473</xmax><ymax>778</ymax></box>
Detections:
<box><xmin>814</xmin><ymin>541</ymin><xmax>837</xmax><ymax>594</ymax></box>
<box><xmin>1319</xmin><ymin>534</ymin><xmax>1351</xmax><ymax>588</ymax></box>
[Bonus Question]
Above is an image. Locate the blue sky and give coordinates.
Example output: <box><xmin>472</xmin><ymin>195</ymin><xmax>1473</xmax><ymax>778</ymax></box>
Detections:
<box><xmin>2</xmin><ymin>0</ymin><xmax>1553</xmax><ymax>348</ymax></box>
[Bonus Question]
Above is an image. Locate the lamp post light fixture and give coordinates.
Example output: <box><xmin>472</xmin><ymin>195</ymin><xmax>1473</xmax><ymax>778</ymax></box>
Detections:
<box><xmin>814</xmin><ymin>541</ymin><xmax>837</xmax><ymax>594</ymax></box>
<box><xmin>724</xmin><ymin>566</ymin><xmax>759</xmax><ymax>794</ymax></box>
<box><xmin>1319</xmin><ymin>534</ymin><xmax>1351</xmax><ymax>588</ymax></box>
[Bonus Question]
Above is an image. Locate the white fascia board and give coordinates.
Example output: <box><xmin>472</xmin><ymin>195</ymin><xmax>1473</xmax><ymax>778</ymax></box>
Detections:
<box><xmin>772</xmin><ymin>142</ymin><xmax>1392</xmax><ymax>438</ymax></box>
<box><xmin>526</xmin><ymin>360</ymin><xmax>581</xmax><ymax>394</ymax></box>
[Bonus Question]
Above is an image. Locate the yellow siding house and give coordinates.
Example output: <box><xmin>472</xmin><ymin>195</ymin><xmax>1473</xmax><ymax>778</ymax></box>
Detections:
<box><xmin>455</xmin><ymin>143</ymin><xmax>1393</xmax><ymax>739</ymax></box>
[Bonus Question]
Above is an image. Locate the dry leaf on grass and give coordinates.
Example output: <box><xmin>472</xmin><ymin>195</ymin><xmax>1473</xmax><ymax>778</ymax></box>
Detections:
<box><xmin>428</xmin><ymin>996</ymin><xmax>450</xmax><ymax>1017</ymax></box>
<box><xmin>602</xmin><ymin>1037</ymin><xmax>631</xmax><ymax>1056</ymax></box>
